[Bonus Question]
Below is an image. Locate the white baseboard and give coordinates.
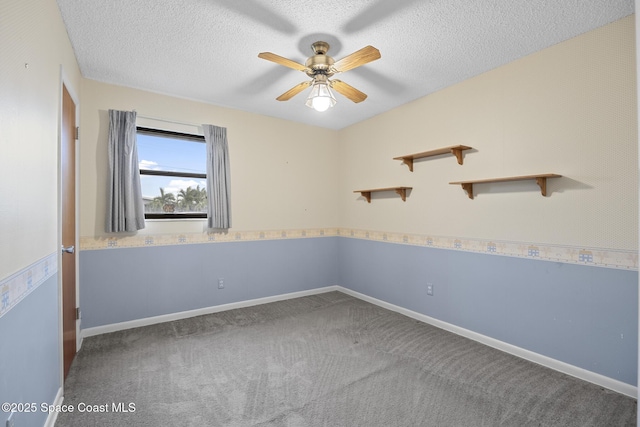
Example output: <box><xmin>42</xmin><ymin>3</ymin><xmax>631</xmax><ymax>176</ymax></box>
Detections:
<box><xmin>81</xmin><ymin>284</ymin><xmax>636</xmax><ymax>399</ymax></box>
<box><xmin>44</xmin><ymin>386</ymin><xmax>63</xmax><ymax>427</ymax></box>
<box><xmin>337</xmin><ymin>286</ymin><xmax>637</xmax><ymax>399</ymax></box>
<box><xmin>82</xmin><ymin>286</ymin><xmax>340</xmax><ymax>338</ymax></box>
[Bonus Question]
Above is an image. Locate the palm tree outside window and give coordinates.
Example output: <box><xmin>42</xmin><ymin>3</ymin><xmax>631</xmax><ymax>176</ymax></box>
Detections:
<box><xmin>137</xmin><ymin>127</ymin><xmax>208</xmax><ymax>219</ymax></box>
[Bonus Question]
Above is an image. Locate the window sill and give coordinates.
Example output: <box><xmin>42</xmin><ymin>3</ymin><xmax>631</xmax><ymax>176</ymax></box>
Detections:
<box><xmin>144</xmin><ymin>216</ymin><xmax>207</xmax><ymax>222</ymax></box>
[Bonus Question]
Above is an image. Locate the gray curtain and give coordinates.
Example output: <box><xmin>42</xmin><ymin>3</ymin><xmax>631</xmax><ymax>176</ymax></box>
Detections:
<box><xmin>106</xmin><ymin>109</ymin><xmax>145</xmax><ymax>232</ymax></box>
<box><xmin>203</xmin><ymin>124</ymin><xmax>231</xmax><ymax>229</ymax></box>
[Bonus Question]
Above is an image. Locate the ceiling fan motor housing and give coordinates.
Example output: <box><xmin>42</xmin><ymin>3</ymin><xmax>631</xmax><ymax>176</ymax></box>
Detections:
<box><xmin>306</xmin><ymin>41</ymin><xmax>335</xmax><ymax>77</ymax></box>
<box><xmin>311</xmin><ymin>41</ymin><xmax>330</xmax><ymax>54</ymax></box>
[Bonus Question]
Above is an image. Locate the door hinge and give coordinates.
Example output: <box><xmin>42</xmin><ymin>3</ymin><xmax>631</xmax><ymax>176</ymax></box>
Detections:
<box><xmin>75</xmin><ymin>126</ymin><xmax>79</xmax><ymax>140</ymax></box>
<box><xmin>76</xmin><ymin>307</ymin><xmax>81</xmax><ymax>320</ymax></box>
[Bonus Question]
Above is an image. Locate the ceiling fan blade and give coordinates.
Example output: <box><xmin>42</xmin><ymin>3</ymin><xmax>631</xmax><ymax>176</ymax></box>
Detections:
<box><xmin>331</xmin><ymin>80</ymin><xmax>368</xmax><ymax>103</ymax></box>
<box><xmin>276</xmin><ymin>81</ymin><xmax>312</xmax><ymax>101</ymax></box>
<box><xmin>332</xmin><ymin>46</ymin><xmax>381</xmax><ymax>73</ymax></box>
<box><xmin>258</xmin><ymin>52</ymin><xmax>307</xmax><ymax>71</ymax></box>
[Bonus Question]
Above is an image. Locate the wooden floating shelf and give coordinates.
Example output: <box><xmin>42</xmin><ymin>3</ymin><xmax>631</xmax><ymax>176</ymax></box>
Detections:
<box><xmin>449</xmin><ymin>174</ymin><xmax>561</xmax><ymax>199</ymax></box>
<box><xmin>394</xmin><ymin>145</ymin><xmax>472</xmax><ymax>171</ymax></box>
<box><xmin>354</xmin><ymin>187</ymin><xmax>413</xmax><ymax>203</ymax></box>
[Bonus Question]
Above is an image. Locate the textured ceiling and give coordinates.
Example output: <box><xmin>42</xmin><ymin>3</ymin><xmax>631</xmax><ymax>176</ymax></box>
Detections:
<box><xmin>56</xmin><ymin>0</ymin><xmax>633</xmax><ymax>130</ymax></box>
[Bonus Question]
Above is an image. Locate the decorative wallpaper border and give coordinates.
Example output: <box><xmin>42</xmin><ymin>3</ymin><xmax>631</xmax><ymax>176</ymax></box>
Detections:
<box><xmin>341</xmin><ymin>229</ymin><xmax>638</xmax><ymax>271</ymax></box>
<box><xmin>79</xmin><ymin>228</ymin><xmax>339</xmax><ymax>250</ymax></box>
<box><xmin>0</xmin><ymin>252</ymin><xmax>58</xmax><ymax>319</ymax></box>
<box><xmin>79</xmin><ymin>228</ymin><xmax>638</xmax><ymax>271</ymax></box>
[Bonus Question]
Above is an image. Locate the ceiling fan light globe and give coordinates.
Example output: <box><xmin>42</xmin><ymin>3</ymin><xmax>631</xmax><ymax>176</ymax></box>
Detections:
<box><xmin>305</xmin><ymin>81</ymin><xmax>337</xmax><ymax>112</ymax></box>
<box><xmin>312</xmin><ymin>97</ymin><xmax>332</xmax><ymax>112</ymax></box>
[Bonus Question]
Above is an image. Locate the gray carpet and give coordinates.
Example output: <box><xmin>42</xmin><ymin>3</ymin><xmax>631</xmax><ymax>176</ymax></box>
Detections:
<box><xmin>56</xmin><ymin>291</ymin><xmax>636</xmax><ymax>426</ymax></box>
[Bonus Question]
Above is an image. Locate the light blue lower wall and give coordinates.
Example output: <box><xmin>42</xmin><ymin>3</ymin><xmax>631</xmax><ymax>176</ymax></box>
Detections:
<box><xmin>0</xmin><ymin>274</ymin><xmax>60</xmax><ymax>427</ymax></box>
<box><xmin>337</xmin><ymin>237</ymin><xmax>638</xmax><ymax>386</ymax></box>
<box><xmin>79</xmin><ymin>235</ymin><xmax>638</xmax><ymax>386</ymax></box>
<box><xmin>79</xmin><ymin>237</ymin><xmax>340</xmax><ymax>328</ymax></box>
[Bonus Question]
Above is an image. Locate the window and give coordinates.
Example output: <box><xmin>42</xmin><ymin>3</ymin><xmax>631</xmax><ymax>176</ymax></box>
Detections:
<box><xmin>137</xmin><ymin>127</ymin><xmax>207</xmax><ymax>219</ymax></box>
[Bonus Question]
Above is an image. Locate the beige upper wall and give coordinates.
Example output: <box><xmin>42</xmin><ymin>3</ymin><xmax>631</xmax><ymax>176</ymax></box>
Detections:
<box><xmin>0</xmin><ymin>0</ymin><xmax>81</xmax><ymax>279</ymax></box>
<box><xmin>0</xmin><ymin>2</ymin><xmax>634</xmax><ymax>279</ymax></box>
<box><xmin>79</xmin><ymin>16</ymin><xmax>636</xmax><ymax>251</ymax></box>
<box><xmin>79</xmin><ymin>79</ymin><xmax>340</xmax><ymax>238</ymax></box>
<box><xmin>339</xmin><ymin>16</ymin><xmax>637</xmax><ymax>250</ymax></box>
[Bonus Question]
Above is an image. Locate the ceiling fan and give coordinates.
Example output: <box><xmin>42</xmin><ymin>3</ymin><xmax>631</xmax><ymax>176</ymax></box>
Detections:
<box><xmin>258</xmin><ymin>41</ymin><xmax>381</xmax><ymax>112</ymax></box>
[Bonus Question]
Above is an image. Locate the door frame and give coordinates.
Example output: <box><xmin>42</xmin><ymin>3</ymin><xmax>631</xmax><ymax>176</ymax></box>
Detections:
<box><xmin>58</xmin><ymin>68</ymin><xmax>80</xmax><ymax>387</ymax></box>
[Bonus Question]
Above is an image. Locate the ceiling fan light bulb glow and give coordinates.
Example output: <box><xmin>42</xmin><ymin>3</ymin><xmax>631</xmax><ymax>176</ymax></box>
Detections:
<box><xmin>306</xmin><ymin>81</ymin><xmax>336</xmax><ymax>112</ymax></box>
<box><xmin>312</xmin><ymin>96</ymin><xmax>331</xmax><ymax>112</ymax></box>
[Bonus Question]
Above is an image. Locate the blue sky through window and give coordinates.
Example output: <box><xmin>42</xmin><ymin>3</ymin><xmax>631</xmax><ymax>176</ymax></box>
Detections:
<box><xmin>137</xmin><ymin>133</ymin><xmax>206</xmax><ymax>200</ymax></box>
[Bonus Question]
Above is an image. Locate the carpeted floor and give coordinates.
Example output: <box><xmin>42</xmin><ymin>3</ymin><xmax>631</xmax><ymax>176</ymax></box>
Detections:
<box><xmin>56</xmin><ymin>291</ymin><xmax>636</xmax><ymax>426</ymax></box>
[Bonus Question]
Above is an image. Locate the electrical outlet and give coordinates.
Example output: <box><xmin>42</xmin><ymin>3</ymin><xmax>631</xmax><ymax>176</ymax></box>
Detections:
<box><xmin>427</xmin><ymin>283</ymin><xmax>434</xmax><ymax>296</ymax></box>
<box><xmin>218</xmin><ymin>278</ymin><xmax>224</xmax><ymax>289</ymax></box>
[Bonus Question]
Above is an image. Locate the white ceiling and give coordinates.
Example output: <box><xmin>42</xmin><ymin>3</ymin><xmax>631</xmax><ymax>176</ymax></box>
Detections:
<box><xmin>56</xmin><ymin>0</ymin><xmax>633</xmax><ymax>130</ymax></box>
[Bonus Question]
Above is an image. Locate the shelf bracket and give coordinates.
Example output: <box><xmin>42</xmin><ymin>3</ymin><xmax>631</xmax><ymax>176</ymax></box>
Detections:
<box><xmin>359</xmin><ymin>191</ymin><xmax>372</xmax><ymax>203</ymax></box>
<box><xmin>395</xmin><ymin>188</ymin><xmax>408</xmax><ymax>201</ymax></box>
<box><xmin>535</xmin><ymin>177</ymin><xmax>547</xmax><ymax>196</ymax></box>
<box><xmin>450</xmin><ymin>147</ymin><xmax>465</xmax><ymax>165</ymax></box>
<box><xmin>460</xmin><ymin>183</ymin><xmax>474</xmax><ymax>199</ymax></box>
<box><xmin>400</xmin><ymin>157</ymin><xmax>414</xmax><ymax>172</ymax></box>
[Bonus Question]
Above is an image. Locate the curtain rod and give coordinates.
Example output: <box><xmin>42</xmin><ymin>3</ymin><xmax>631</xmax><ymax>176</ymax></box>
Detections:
<box><xmin>134</xmin><ymin>112</ymin><xmax>202</xmax><ymax>129</ymax></box>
